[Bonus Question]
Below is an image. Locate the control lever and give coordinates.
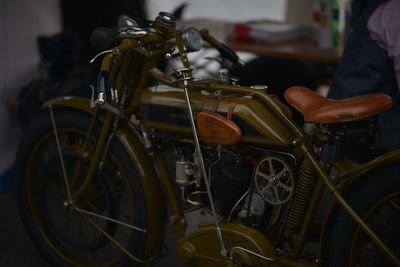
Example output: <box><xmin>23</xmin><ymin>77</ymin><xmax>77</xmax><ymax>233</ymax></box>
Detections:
<box><xmin>89</xmin><ymin>70</ymin><xmax>109</xmax><ymax>108</ymax></box>
<box><xmin>95</xmin><ymin>71</ymin><xmax>108</xmax><ymax>105</ymax></box>
<box><xmin>90</xmin><ymin>50</ymin><xmax>113</xmax><ymax>64</ymax></box>
<box><xmin>118</xmin><ymin>15</ymin><xmax>148</xmax><ymax>38</ymax></box>
<box><xmin>118</xmin><ymin>15</ymin><xmax>139</xmax><ymax>28</ymax></box>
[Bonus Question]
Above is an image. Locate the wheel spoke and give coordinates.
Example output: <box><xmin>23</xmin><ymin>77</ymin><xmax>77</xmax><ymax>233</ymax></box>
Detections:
<box><xmin>48</xmin><ymin>183</ymin><xmax>66</xmax><ymax>202</ymax></box>
<box><xmin>59</xmin><ymin>132</ymin><xmax>70</xmax><ymax>147</ymax></box>
<box><xmin>63</xmin><ymin>212</ymin><xmax>73</xmax><ymax>237</ymax></box>
<box><xmin>66</xmin><ymin>217</ymin><xmax>79</xmax><ymax>237</ymax></box>
<box><xmin>274</xmin><ymin>187</ymin><xmax>282</xmax><ymax>202</ymax></box>
<box><xmin>256</xmin><ymin>170</ymin><xmax>271</xmax><ymax>181</ymax></box>
<box><xmin>75</xmin><ymin>206</ymin><xmax>147</xmax><ymax>233</ymax></box>
<box><xmin>277</xmin><ymin>181</ymin><xmax>292</xmax><ymax>192</ymax></box>
<box><xmin>389</xmin><ymin>200</ymin><xmax>400</xmax><ymax>213</ymax></box>
<box><xmin>77</xmin><ymin>212</ymin><xmax>150</xmax><ymax>264</ymax></box>
<box><xmin>267</xmin><ymin>159</ymin><xmax>274</xmax><ymax>175</ymax></box>
<box><xmin>261</xmin><ymin>185</ymin><xmax>272</xmax><ymax>199</ymax></box>
<box><xmin>369</xmin><ymin>224</ymin><xmax>385</xmax><ymax>236</ymax></box>
<box><xmin>276</xmin><ymin>167</ymin><xmax>289</xmax><ymax>179</ymax></box>
<box><xmin>81</xmin><ymin>200</ymin><xmax>105</xmax><ymax>215</ymax></box>
<box><xmin>378</xmin><ymin>209</ymin><xmax>393</xmax><ymax>230</ymax></box>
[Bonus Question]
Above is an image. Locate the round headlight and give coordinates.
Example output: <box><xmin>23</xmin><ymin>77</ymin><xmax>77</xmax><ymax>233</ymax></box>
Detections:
<box><xmin>182</xmin><ymin>28</ymin><xmax>204</xmax><ymax>52</ymax></box>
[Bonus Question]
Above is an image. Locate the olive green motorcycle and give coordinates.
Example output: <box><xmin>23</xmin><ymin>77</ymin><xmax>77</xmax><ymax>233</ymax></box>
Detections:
<box><xmin>15</xmin><ymin>12</ymin><xmax>400</xmax><ymax>267</ymax></box>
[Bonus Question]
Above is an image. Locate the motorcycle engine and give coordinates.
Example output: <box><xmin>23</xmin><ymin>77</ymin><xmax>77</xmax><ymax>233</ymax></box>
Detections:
<box><xmin>175</xmin><ymin>144</ymin><xmax>295</xmax><ymax>228</ymax></box>
<box><xmin>212</xmin><ymin>155</ymin><xmax>252</xmax><ymax>215</ymax></box>
<box><xmin>212</xmin><ymin>151</ymin><xmax>295</xmax><ymax>227</ymax></box>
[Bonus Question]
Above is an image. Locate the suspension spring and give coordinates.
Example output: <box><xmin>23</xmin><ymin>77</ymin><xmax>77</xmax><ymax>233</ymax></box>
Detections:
<box><xmin>285</xmin><ymin>161</ymin><xmax>317</xmax><ymax>236</ymax></box>
<box><xmin>122</xmin><ymin>50</ymin><xmax>144</xmax><ymax>101</ymax></box>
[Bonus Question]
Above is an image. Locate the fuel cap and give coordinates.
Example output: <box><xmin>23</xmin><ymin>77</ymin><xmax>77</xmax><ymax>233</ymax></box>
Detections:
<box><xmin>156</xmin><ymin>12</ymin><xmax>176</xmax><ymax>28</ymax></box>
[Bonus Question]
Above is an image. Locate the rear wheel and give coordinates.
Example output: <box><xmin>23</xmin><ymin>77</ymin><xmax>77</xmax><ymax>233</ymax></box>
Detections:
<box><xmin>324</xmin><ymin>171</ymin><xmax>400</xmax><ymax>266</ymax></box>
<box><xmin>16</xmin><ymin>109</ymin><xmax>150</xmax><ymax>267</ymax></box>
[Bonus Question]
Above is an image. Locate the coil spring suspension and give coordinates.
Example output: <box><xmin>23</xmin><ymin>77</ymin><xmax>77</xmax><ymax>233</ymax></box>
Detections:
<box><xmin>284</xmin><ymin>162</ymin><xmax>317</xmax><ymax>236</ymax></box>
<box><xmin>124</xmin><ymin>50</ymin><xmax>144</xmax><ymax>101</ymax></box>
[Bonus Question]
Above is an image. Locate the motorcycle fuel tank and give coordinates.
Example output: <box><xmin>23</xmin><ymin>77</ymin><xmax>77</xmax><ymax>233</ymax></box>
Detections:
<box><xmin>140</xmin><ymin>85</ymin><xmax>294</xmax><ymax>148</ymax></box>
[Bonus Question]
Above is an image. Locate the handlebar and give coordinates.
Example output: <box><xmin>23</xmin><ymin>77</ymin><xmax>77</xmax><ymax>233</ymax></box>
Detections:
<box><xmin>90</xmin><ymin>15</ymin><xmax>150</xmax><ymax>50</ymax></box>
<box><xmin>200</xmin><ymin>30</ymin><xmax>241</xmax><ymax>66</ymax></box>
<box><xmin>91</xmin><ymin>13</ymin><xmax>240</xmax><ymax>63</ymax></box>
<box><xmin>90</xmin><ymin>12</ymin><xmax>242</xmax><ymax>106</ymax></box>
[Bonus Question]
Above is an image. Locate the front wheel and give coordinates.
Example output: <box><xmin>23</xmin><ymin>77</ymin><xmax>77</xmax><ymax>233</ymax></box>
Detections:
<box><xmin>324</xmin><ymin>170</ymin><xmax>400</xmax><ymax>266</ymax></box>
<box><xmin>15</xmin><ymin>109</ymin><xmax>152</xmax><ymax>267</ymax></box>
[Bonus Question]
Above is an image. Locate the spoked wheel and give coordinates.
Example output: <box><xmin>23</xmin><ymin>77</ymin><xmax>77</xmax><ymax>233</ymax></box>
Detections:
<box><xmin>16</xmin><ymin>109</ymin><xmax>150</xmax><ymax>267</ymax></box>
<box><xmin>349</xmin><ymin>192</ymin><xmax>400</xmax><ymax>267</ymax></box>
<box><xmin>324</xmin><ymin>171</ymin><xmax>400</xmax><ymax>267</ymax></box>
<box><xmin>40</xmin><ymin>148</ymin><xmax>118</xmax><ymax>252</ymax></box>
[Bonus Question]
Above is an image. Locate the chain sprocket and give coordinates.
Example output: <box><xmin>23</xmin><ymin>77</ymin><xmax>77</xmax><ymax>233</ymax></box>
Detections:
<box><xmin>254</xmin><ymin>154</ymin><xmax>294</xmax><ymax>205</ymax></box>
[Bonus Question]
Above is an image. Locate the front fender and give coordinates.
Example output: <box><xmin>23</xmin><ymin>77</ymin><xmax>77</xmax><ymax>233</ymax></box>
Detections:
<box><xmin>320</xmin><ymin>150</ymin><xmax>400</xmax><ymax>261</ymax></box>
<box><xmin>42</xmin><ymin>96</ymin><xmax>165</xmax><ymax>257</ymax></box>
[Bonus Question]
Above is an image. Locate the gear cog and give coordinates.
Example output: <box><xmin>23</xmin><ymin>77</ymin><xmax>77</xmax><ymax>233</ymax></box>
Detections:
<box><xmin>254</xmin><ymin>155</ymin><xmax>294</xmax><ymax>205</ymax></box>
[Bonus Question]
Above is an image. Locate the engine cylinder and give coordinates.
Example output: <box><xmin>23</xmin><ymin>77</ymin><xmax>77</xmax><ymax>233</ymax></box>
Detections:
<box><xmin>213</xmin><ymin>158</ymin><xmax>252</xmax><ymax>215</ymax></box>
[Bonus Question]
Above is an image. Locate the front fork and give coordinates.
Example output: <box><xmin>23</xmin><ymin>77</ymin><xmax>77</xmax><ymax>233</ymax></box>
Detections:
<box><xmin>72</xmin><ymin>109</ymin><xmax>115</xmax><ymax>201</ymax></box>
<box><xmin>49</xmin><ymin>105</ymin><xmax>115</xmax><ymax>204</ymax></box>
<box><xmin>48</xmin><ymin>103</ymin><xmax>115</xmax><ymax>206</ymax></box>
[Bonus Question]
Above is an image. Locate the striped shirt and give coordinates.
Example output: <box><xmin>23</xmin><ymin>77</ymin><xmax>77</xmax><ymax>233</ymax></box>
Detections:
<box><xmin>368</xmin><ymin>0</ymin><xmax>400</xmax><ymax>91</ymax></box>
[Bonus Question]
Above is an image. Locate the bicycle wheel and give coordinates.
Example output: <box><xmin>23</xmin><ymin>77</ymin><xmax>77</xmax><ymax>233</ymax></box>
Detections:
<box><xmin>15</xmin><ymin>109</ymin><xmax>150</xmax><ymax>267</ymax></box>
<box><xmin>324</xmin><ymin>170</ymin><xmax>400</xmax><ymax>266</ymax></box>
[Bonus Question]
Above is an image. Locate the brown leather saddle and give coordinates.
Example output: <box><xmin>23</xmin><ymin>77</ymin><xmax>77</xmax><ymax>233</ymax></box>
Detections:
<box><xmin>284</xmin><ymin>86</ymin><xmax>392</xmax><ymax>124</ymax></box>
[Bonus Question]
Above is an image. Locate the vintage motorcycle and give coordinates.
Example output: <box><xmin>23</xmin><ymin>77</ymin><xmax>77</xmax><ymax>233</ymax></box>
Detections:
<box><xmin>15</xmin><ymin>12</ymin><xmax>400</xmax><ymax>267</ymax></box>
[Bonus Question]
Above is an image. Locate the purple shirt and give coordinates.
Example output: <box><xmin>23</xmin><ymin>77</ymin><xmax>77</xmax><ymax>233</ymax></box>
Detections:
<box><xmin>368</xmin><ymin>0</ymin><xmax>400</xmax><ymax>91</ymax></box>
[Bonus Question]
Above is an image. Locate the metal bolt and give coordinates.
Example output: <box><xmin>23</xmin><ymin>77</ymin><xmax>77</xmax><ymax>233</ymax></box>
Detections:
<box><xmin>269</xmin><ymin>177</ymin><xmax>278</xmax><ymax>185</ymax></box>
<box><xmin>215</xmin><ymin>90</ymin><xmax>222</xmax><ymax>101</ymax></box>
<box><xmin>169</xmin><ymin>215</ymin><xmax>176</xmax><ymax>223</ymax></box>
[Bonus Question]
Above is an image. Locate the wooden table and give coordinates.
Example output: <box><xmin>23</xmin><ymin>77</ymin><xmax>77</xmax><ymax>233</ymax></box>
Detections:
<box><xmin>226</xmin><ymin>38</ymin><xmax>339</xmax><ymax>64</ymax></box>
<box><xmin>178</xmin><ymin>19</ymin><xmax>339</xmax><ymax>64</ymax></box>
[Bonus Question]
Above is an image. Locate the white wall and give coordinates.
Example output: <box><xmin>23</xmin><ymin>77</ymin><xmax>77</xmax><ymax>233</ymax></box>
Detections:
<box><xmin>0</xmin><ymin>0</ymin><xmax>61</xmax><ymax>173</ymax></box>
<box><xmin>147</xmin><ymin>0</ymin><xmax>288</xmax><ymax>22</ymax></box>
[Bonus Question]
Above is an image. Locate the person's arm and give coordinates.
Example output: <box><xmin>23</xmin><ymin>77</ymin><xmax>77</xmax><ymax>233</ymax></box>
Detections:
<box><xmin>367</xmin><ymin>0</ymin><xmax>400</xmax><ymax>91</ymax></box>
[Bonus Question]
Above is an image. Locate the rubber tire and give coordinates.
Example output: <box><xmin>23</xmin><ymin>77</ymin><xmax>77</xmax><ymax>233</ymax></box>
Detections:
<box><xmin>323</xmin><ymin>169</ymin><xmax>400</xmax><ymax>267</ymax></box>
<box><xmin>15</xmin><ymin>109</ymin><xmax>149</xmax><ymax>267</ymax></box>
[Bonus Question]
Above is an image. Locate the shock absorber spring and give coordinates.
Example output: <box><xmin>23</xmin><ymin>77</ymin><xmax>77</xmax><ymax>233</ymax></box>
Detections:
<box><xmin>117</xmin><ymin>50</ymin><xmax>144</xmax><ymax>102</ymax></box>
<box><xmin>285</xmin><ymin>161</ymin><xmax>317</xmax><ymax>236</ymax></box>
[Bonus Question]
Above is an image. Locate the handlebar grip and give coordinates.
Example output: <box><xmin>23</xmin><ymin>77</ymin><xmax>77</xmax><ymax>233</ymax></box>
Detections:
<box><xmin>217</xmin><ymin>43</ymin><xmax>240</xmax><ymax>64</ymax></box>
<box><xmin>95</xmin><ymin>71</ymin><xmax>109</xmax><ymax>105</ymax></box>
<box><xmin>201</xmin><ymin>31</ymin><xmax>241</xmax><ymax>65</ymax></box>
<box><xmin>90</xmin><ymin>27</ymin><xmax>117</xmax><ymax>50</ymax></box>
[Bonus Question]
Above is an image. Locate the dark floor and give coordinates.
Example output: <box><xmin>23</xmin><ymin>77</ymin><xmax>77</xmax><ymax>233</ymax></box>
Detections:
<box><xmin>0</xmin><ymin>189</ymin><xmax>49</xmax><ymax>267</ymax></box>
<box><xmin>0</xmin><ymin>188</ymin><xmax>182</xmax><ymax>267</ymax></box>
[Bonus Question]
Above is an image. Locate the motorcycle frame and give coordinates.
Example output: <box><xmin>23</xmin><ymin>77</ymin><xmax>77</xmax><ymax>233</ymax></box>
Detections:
<box><xmin>41</xmin><ymin>25</ymin><xmax>400</xmax><ymax>266</ymax></box>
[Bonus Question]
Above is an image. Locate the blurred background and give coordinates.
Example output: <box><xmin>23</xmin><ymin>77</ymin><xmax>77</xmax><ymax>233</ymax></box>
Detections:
<box><xmin>0</xmin><ymin>0</ymin><xmax>329</xmax><ymax>178</ymax></box>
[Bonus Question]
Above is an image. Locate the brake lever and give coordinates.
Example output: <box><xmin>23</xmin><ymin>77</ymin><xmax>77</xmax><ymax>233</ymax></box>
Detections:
<box><xmin>89</xmin><ymin>84</ymin><xmax>106</xmax><ymax>108</ymax></box>
<box><xmin>89</xmin><ymin>85</ymin><xmax>97</xmax><ymax>108</ymax></box>
<box><xmin>119</xmin><ymin>27</ymin><xmax>149</xmax><ymax>38</ymax></box>
<box><xmin>89</xmin><ymin>49</ymin><xmax>113</xmax><ymax>64</ymax></box>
